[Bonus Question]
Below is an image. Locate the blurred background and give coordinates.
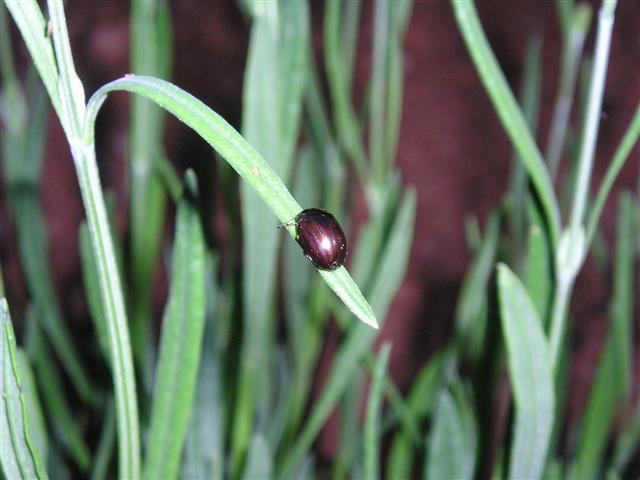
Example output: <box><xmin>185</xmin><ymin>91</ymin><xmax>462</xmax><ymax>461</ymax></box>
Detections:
<box><xmin>1</xmin><ymin>0</ymin><xmax>639</xmax><ymax>473</ymax></box>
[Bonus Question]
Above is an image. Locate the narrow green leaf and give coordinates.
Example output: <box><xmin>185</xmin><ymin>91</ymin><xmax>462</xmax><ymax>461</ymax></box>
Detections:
<box><xmin>278</xmin><ymin>0</ymin><xmax>309</xmax><ymax>167</ymax></box>
<box><xmin>85</xmin><ymin>75</ymin><xmax>377</xmax><ymax>329</ymax></box>
<box><xmin>266</xmin><ymin>349</ymin><xmax>294</xmax><ymax>450</ymax></box>
<box><xmin>387</xmin><ymin>350</ymin><xmax>447</xmax><ymax>479</ymax></box>
<box><xmin>376</xmin><ymin>367</ymin><xmax>418</xmax><ymax>442</ymax></box>
<box><xmin>144</xmin><ymin>172</ymin><xmax>207</xmax><ymax>480</ymax></box>
<box><xmin>181</xmin><ymin>260</ymin><xmax>224</xmax><ymax>480</ymax></box>
<box><xmin>586</xmin><ymin>103</ymin><xmax>640</xmax><ymax>245</ymax></box>
<box><xmin>128</xmin><ymin>0</ymin><xmax>172</xmax><ymax>384</ymax></box>
<box><xmin>454</xmin><ymin>211</ymin><xmax>500</xmax><ymax>346</ymax></box>
<box><xmin>3</xmin><ymin>0</ymin><xmax>61</xmax><ymax>116</ymax></box>
<box><xmin>334</xmin><ymin>372</ymin><xmax>363</xmax><ymax>480</ymax></box>
<box><xmin>384</xmin><ymin>0</ymin><xmax>412</xmax><ymax>173</ymax></box>
<box><xmin>234</xmin><ymin>1</ymin><xmax>309</xmax><ymax>462</ymax></box>
<box><xmin>16</xmin><ymin>350</ymin><xmax>47</xmax><ymax>467</ymax></box>
<box><xmin>350</xmin><ymin>178</ymin><xmax>401</xmax><ymax>288</ymax></box>
<box><xmin>47</xmin><ymin>0</ymin><xmax>85</xmax><ymax>136</ymax></box>
<box><xmin>509</xmin><ymin>36</ymin><xmax>541</xmax><ymax>265</ymax></box>
<box><xmin>451</xmin><ymin>0</ymin><xmax>560</xmax><ymax>246</ymax></box>
<box><xmin>497</xmin><ymin>264</ymin><xmax>554</xmax><ymax>480</ymax></box>
<box><xmin>612</xmin><ymin>396</ymin><xmax>640</xmax><ymax>472</ymax></box>
<box><xmin>324</xmin><ymin>0</ymin><xmax>367</xmax><ymax>181</ymax></box>
<box><xmin>609</xmin><ymin>192</ymin><xmax>634</xmax><ymax>402</ymax></box>
<box><xmin>0</xmin><ymin>3</ymin><xmax>20</xmax><ymax>93</ymax></box>
<box><xmin>90</xmin><ymin>400</ymin><xmax>115</xmax><ymax>480</ymax></box>
<box><xmin>452</xmin><ymin>383</ymin><xmax>478</xmax><ymax>476</ymax></box>
<box><xmin>242</xmin><ymin>434</ymin><xmax>273</xmax><ymax>480</ymax></box>
<box><xmin>303</xmin><ymin>44</ymin><xmax>333</xmax><ymax>153</ymax></box>
<box><xmin>425</xmin><ymin>388</ymin><xmax>474</xmax><ymax>480</ymax></box>
<box><xmin>543</xmin><ymin>457</ymin><xmax>564</xmax><ymax>479</ymax></box>
<box><xmin>25</xmin><ymin>311</ymin><xmax>91</xmax><ymax>473</ymax></box>
<box><xmin>234</xmin><ymin>12</ymin><xmax>286</xmax><ymax>469</ymax></box>
<box><xmin>555</xmin><ymin>0</ymin><xmax>574</xmax><ymax>35</ymax></box>
<box><xmin>181</xmin><ymin>340</ymin><xmax>224</xmax><ymax>480</ymax></box>
<box><xmin>0</xmin><ymin>299</ymin><xmax>48</xmax><ymax>480</ymax></box>
<box><xmin>525</xmin><ymin>199</ymin><xmax>554</xmax><ymax>326</ymax></box>
<box><xmin>568</xmin><ymin>339</ymin><xmax>617</xmax><ymax>479</ymax></box>
<box><xmin>463</xmin><ymin>215</ymin><xmax>482</xmax><ymax>252</ymax></box>
<box><xmin>45</xmin><ymin>445</ymin><xmax>70</xmax><ymax>480</ymax></box>
<box><xmin>369</xmin><ymin>0</ymin><xmax>390</xmax><ymax>183</ymax></box>
<box><xmin>79</xmin><ymin>222</ymin><xmax>110</xmax><ymax>366</ymax></box>
<box><xmin>590</xmin><ymin>226</ymin><xmax>609</xmax><ymax>274</ymax></box>
<box><xmin>569</xmin><ymin>192</ymin><xmax>635</xmax><ymax>479</ymax></box>
<box><xmin>340</xmin><ymin>0</ymin><xmax>361</xmax><ymax>90</ymax></box>
<box><xmin>364</xmin><ymin>343</ymin><xmax>391</xmax><ymax>480</ymax></box>
<box><xmin>292</xmin><ymin>455</ymin><xmax>315</xmax><ymax>480</ymax></box>
<box><xmin>545</xmin><ymin>4</ymin><xmax>590</xmax><ymax>178</ymax></box>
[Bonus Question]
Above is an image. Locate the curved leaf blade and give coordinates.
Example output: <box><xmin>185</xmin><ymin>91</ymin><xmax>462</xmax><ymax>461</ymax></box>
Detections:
<box><xmin>85</xmin><ymin>75</ymin><xmax>377</xmax><ymax>329</ymax></box>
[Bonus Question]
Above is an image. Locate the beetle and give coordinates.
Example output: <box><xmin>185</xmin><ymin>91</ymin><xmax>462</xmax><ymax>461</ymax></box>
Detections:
<box><xmin>287</xmin><ymin>208</ymin><xmax>348</xmax><ymax>271</ymax></box>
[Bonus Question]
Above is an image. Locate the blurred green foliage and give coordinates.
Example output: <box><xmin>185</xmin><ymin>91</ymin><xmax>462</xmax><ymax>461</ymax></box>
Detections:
<box><xmin>1</xmin><ymin>1</ymin><xmax>638</xmax><ymax>479</ymax></box>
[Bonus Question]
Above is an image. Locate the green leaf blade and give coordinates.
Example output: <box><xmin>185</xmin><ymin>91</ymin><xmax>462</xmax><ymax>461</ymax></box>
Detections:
<box><xmin>364</xmin><ymin>343</ymin><xmax>391</xmax><ymax>480</ymax></box>
<box><xmin>451</xmin><ymin>0</ymin><xmax>560</xmax><ymax>246</ymax></box>
<box><xmin>497</xmin><ymin>265</ymin><xmax>555</xmax><ymax>480</ymax></box>
<box><xmin>86</xmin><ymin>75</ymin><xmax>377</xmax><ymax>329</ymax></box>
<box><xmin>144</xmin><ymin>174</ymin><xmax>207</xmax><ymax>480</ymax></box>
<box><xmin>425</xmin><ymin>389</ymin><xmax>474</xmax><ymax>480</ymax></box>
<box><xmin>1</xmin><ymin>299</ymin><xmax>48</xmax><ymax>480</ymax></box>
<box><xmin>569</xmin><ymin>192</ymin><xmax>636</xmax><ymax>479</ymax></box>
<box><xmin>128</xmin><ymin>0</ymin><xmax>172</xmax><ymax>383</ymax></box>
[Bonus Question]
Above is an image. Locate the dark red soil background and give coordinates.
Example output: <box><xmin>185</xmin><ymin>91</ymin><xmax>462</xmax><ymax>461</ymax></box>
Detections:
<box><xmin>2</xmin><ymin>0</ymin><xmax>639</xmax><ymax>471</ymax></box>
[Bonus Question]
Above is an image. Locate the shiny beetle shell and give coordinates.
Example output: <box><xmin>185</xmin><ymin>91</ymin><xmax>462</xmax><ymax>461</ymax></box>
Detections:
<box><xmin>294</xmin><ymin>209</ymin><xmax>347</xmax><ymax>270</ymax></box>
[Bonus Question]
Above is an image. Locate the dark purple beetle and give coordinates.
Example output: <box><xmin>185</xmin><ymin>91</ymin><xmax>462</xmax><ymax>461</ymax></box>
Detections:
<box><xmin>292</xmin><ymin>209</ymin><xmax>347</xmax><ymax>270</ymax></box>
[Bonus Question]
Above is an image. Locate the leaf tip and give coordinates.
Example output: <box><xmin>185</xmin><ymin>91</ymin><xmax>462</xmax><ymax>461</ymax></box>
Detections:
<box><xmin>358</xmin><ymin>306</ymin><xmax>379</xmax><ymax>330</ymax></box>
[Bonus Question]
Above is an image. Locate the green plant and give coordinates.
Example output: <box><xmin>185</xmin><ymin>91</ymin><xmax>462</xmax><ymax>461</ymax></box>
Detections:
<box><xmin>1</xmin><ymin>1</ymin><xmax>638</xmax><ymax>479</ymax></box>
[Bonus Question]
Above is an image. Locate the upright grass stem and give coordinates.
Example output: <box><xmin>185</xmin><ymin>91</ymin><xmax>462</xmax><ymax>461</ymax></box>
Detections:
<box><xmin>549</xmin><ymin>0</ymin><xmax>617</xmax><ymax>371</ymax></box>
<box><xmin>4</xmin><ymin>0</ymin><xmax>141</xmax><ymax>476</ymax></box>
<box><xmin>568</xmin><ymin>0</ymin><xmax>616</xmax><ymax>235</ymax></box>
<box><xmin>73</xmin><ymin>143</ymin><xmax>140</xmax><ymax>479</ymax></box>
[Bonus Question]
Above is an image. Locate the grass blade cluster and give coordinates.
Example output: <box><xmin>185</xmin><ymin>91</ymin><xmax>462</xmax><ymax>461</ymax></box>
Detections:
<box><xmin>2</xmin><ymin>1</ymin><xmax>636</xmax><ymax>478</ymax></box>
